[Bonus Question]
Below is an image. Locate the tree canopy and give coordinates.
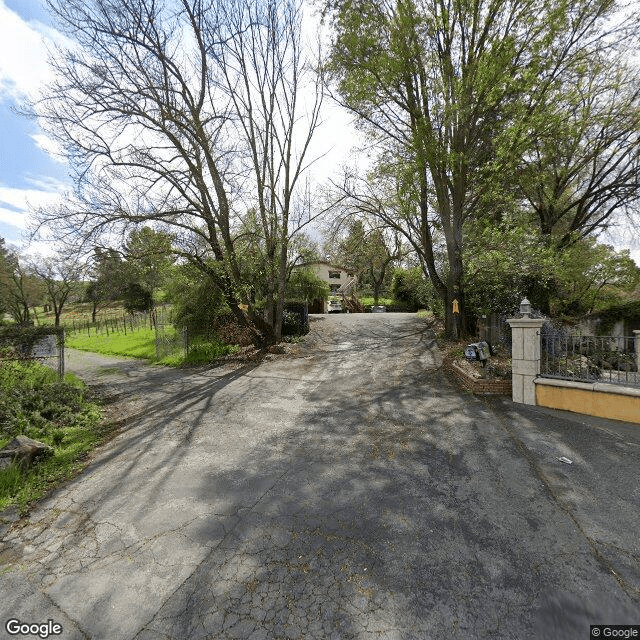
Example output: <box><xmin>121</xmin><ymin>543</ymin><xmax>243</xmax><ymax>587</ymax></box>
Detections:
<box><xmin>324</xmin><ymin>0</ymin><xmax>640</xmax><ymax>334</ymax></box>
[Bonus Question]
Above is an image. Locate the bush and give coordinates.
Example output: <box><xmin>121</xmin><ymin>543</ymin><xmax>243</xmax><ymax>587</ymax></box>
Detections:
<box><xmin>201</xmin><ymin>309</ymin><xmax>254</xmax><ymax>346</ymax></box>
<box><xmin>286</xmin><ymin>268</ymin><xmax>329</xmax><ymax>302</ymax></box>
<box><xmin>0</xmin><ymin>362</ymin><xmax>95</xmax><ymax>441</ymax></box>
<box><xmin>168</xmin><ymin>268</ymin><xmax>228</xmax><ymax>339</ymax></box>
<box><xmin>391</xmin><ymin>268</ymin><xmax>433</xmax><ymax>311</ymax></box>
<box><xmin>0</xmin><ymin>361</ymin><xmax>103</xmax><ymax>512</ymax></box>
<box><xmin>161</xmin><ymin>337</ymin><xmax>239</xmax><ymax>366</ymax></box>
<box><xmin>282</xmin><ymin>302</ymin><xmax>309</xmax><ymax>336</ymax></box>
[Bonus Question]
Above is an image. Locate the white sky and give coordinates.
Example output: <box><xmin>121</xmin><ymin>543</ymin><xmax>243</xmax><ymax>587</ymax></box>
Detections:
<box><xmin>0</xmin><ymin>0</ymin><xmax>637</xmax><ymax>266</ymax></box>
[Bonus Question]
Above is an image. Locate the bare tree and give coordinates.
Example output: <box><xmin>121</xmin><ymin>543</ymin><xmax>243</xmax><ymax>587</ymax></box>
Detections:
<box><xmin>518</xmin><ymin>62</ymin><xmax>640</xmax><ymax>246</ymax></box>
<box><xmin>327</xmin><ymin>165</ymin><xmax>445</xmax><ymax>307</ymax></box>
<box><xmin>327</xmin><ymin>217</ymin><xmax>405</xmax><ymax>305</ymax></box>
<box><xmin>208</xmin><ymin>2</ymin><xmax>324</xmax><ymax>339</ymax></box>
<box><xmin>30</xmin><ymin>254</ymin><xmax>85</xmax><ymax>327</ymax></box>
<box><xmin>32</xmin><ymin>0</ymin><xmax>323</xmax><ymax>343</ymax></box>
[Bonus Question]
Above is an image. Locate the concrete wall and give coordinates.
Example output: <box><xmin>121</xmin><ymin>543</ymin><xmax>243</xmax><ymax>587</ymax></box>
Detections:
<box><xmin>508</xmin><ymin>312</ymin><xmax>640</xmax><ymax>423</ymax></box>
<box><xmin>578</xmin><ymin>317</ymin><xmax>625</xmax><ymax>338</ymax></box>
<box><xmin>536</xmin><ymin>378</ymin><xmax>640</xmax><ymax>424</ymax></box>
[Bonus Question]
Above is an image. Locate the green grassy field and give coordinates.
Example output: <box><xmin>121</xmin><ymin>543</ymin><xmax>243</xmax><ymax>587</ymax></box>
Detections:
<box><xmin>357</xmin><ymin>296</ymin><xmax>395</xmax><ymax>307</ymax></box>
<box><xmin>65</xmin><ymin>326</ymin><xmax>239</xmax><ymax>366</ymax></box>
<box><xmin>66</xmin><ymin>326</ymin><xmax>160</xmax><ymax>359</ymax></box>
<box><xmin>32</xmin><ymin>300</ymin><xmax>134</xmax><ymax>325</ymax></box>
<box><xmin>0</xmin><ymin>361</ymin><xmax>105</xmax><ymax>513</ymax></box>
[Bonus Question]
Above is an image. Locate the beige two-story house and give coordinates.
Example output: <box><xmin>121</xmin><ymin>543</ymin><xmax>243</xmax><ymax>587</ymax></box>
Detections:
<box><xmin>294</xmin><ymin>261</ymin><xmax>357</xmax><ymax>313</ymax></box>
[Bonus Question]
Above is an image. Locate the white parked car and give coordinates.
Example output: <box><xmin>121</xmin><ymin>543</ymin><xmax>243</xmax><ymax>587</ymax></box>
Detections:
<box><xmin>328</xmin><ymin>299</ymin><xmax>342</xmax><ymax>313</ymax></box>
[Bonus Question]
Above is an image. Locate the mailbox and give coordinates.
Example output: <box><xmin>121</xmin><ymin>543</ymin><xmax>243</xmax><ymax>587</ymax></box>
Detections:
<box><xmin>464</xmin><ymin>340</ymin><xmax>490</xmax><ymax>366</ymax></box>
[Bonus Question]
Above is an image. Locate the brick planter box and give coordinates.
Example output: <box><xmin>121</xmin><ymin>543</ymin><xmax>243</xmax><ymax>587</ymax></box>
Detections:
<box><xmin>444</xmin><ymin>358</ymin><xmax>512</xmax><ymax>396</ymax></box>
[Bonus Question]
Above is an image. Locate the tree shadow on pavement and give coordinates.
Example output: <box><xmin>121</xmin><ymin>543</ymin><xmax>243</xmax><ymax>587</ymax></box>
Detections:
<box><xmin>8</xmin><ymin>319</ymin><xmax>638</xmax><ymax>640</ymax></box>
<box><xmin>134</xmin><ymin>366</ymin><xmax>638</xmax><ymax>640</ymax></box>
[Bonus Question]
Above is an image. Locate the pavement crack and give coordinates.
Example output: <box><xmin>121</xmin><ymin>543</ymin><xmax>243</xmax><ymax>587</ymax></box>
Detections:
<box><xmin>486</xmin><ymin>398</ymin><xmax>640</xmax><ymax>602</ymax></box>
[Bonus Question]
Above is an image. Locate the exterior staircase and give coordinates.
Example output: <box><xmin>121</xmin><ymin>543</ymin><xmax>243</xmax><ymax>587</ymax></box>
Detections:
<box><xmin>337</xmin><ymin>276</ymin><xmax>364</xmax><ymax>313</ymax></box>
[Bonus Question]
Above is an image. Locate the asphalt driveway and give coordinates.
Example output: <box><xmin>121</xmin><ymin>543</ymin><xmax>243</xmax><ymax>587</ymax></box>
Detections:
<box><xmin>1</xmin><ymin>313</ymin><xmax>638</xmax><ymax>639</ymax></box>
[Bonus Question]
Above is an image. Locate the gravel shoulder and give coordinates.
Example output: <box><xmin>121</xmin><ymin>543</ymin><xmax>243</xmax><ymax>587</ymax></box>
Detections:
<box><xmin>1</xmin><ymin>314</ymin><xmax>638</xmax><ymax>640</ymax></box>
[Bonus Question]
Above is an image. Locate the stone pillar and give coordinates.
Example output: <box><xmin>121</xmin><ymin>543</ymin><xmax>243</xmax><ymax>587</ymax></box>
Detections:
<box><xmin>507</xmin><ymin>316</ymin><xmax>546</xmax><ymax>405</ymax></box>
<box><xmin>634</xmin><ymin>330</ymin><xmax>640</xmax><ymax>373</ymax></box>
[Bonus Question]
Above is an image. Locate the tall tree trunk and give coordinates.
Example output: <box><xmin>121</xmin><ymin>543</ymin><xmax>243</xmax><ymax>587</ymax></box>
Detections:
<box><xmin>372</xmin><ymin>277</ymin><xmax>382</xmax><ymax>306</ymax></box>
<box><xmin>274</xmin><ymin>237</ymin><xmax>288</xmax><ymax>343</ymax></box>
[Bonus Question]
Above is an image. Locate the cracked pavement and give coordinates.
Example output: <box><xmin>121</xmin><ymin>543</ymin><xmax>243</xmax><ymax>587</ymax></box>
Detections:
<box><xmin>1</xmin><ymin>313</ymin><xmax>639</xmax><ymax>639</ymax></box>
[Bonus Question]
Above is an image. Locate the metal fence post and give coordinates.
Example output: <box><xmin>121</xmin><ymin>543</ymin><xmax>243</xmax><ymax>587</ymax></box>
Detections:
<box><xmin>634</xmin><ymin>330</ymin><xmax>640</xmax><ymax>374</ymax></box>
<box><xmin>59</xmin><ymin>329</ymin><xmax>65</xmax><ymax>381</ymax></box>
<box><xmin>155</xmin><ymin>323</ymin><xmax>161</xmax><ymax>360</ymax></box>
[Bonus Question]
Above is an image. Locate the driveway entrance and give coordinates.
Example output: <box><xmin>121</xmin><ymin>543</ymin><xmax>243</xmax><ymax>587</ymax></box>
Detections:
<box><xmin>1</xmin><ymin>314</ymin><xmax>638</xmax><ymax>639</ymax></box>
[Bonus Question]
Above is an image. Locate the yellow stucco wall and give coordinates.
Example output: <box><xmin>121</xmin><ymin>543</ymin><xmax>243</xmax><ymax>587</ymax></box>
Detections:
<box><xmin>536</xmin><ymin>383</ymin><xmax>640</xmax><ymax>424</ymax></box>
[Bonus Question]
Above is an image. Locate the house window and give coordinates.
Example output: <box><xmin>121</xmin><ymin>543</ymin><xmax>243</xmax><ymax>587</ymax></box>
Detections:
<box><xmin>328</xmin><ymin>271</ymin><xmax>341</xmax><ymax>279</ymax></box>
<box><xmin>330</xmin><ymin>284</ymin><xmax>340</xmax><ymax>293</ymax></box>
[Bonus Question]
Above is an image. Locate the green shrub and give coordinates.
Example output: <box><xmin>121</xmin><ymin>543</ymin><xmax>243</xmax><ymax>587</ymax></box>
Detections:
<box><xmin>282</xmin><ymin>302</ymin><xmax>309</xmax><ymax>336</ymax></box>
<box><xmin>286</xmin><ymin>268</ymin><xmax>329</xmax><ymax>302</ymax></box>
<box><xmin>391</xmin><ymin>268</ymin><xmax>433</xmax><ymax>311</ymax></box>
<box><xmin>0</xmin><ymin>361</ymin><xmax>103</xmax><ymax>512</ymax></box>
<box><xmin>160</xmin><ymin>338</ymin><xmax>239</xmax><ymax>366</ymax></box>
<box><xmin>168</xmin><ymin>268</ymin><xmax>228</xmax><ymax>339</ymax></box>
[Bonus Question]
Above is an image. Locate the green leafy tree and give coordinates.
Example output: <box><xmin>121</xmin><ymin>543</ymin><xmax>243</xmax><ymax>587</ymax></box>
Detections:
<box><xmin>286</xmin><ymin>268</ymin><xmax>329</xmax><ymax>302</ymax></box>
<box><xmin>122</xmin><ymin>283</ymin><xmax>154</xmax><ymax>314</ymax></box>
<box><xmin>0</xmin><ymin>244</ymin><xmax>43</xmax><ymax>324</ymax></box>
<box><xmin>86</xmin><ymin>248</ymin><xmax>129</xmax><ymax>322</ymax></box>
<box><xmin>463</xmin><ymin>222</ymin><xmax>639</xmax><ymax>319</ymax></box>
<box><xmin>0</xmin><ymin>238</ymin><xmax>10</xmax><ymax>319</ymax></box>
<box><xmin>123</xmin><ymin>228</ymin><xmax>174</xmax><ymax>302</ymax></box>
<box><xmin>463</xmin><ymin>221</ymin><xmax>556</xmax><ymax>317</ymax></box>
<box><xmin>391</xmin><ymin>267</ymin><xmax>433</xmax><ymax>311</ymax></box>
<box><xmin>166</xmin><ymin>263</ymin><xmax>227</xmax><ymax>338</ymax></box>
<box><xmin>325</xmin><ymin>0</ymin><xmax>638</xmax><ymax>336</ymax></box>
<box><xmin>545</xmin><ymin>241</ymin><xmax>640</xmax><ymax>317</ymax></box>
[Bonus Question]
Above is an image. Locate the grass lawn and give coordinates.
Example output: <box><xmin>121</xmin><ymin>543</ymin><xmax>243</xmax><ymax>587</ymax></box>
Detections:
<box><xmin>358</xmin><ymin>296</ymin><xmax>394</xmax><ymax>307</ymax></box>
<box><xmin>66</xmin><ymin>326</ymin><xmax>239</xmax><ymax>366</ymax></box>
<box><xmin>66</xmin><ymin>326</ymin><xmax>160</xmax><ymax>359</ymax></box>
<box><xmin>0</xmin><ymin>361</ymin><xmax>106</xmax><ymax>513</ymax></box>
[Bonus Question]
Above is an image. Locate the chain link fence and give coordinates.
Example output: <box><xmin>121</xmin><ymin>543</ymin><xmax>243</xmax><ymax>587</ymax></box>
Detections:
<box><xmin>154</xmin><ymin>323</ymin><xmax>189</xmax><ymax>360</ymax></box>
